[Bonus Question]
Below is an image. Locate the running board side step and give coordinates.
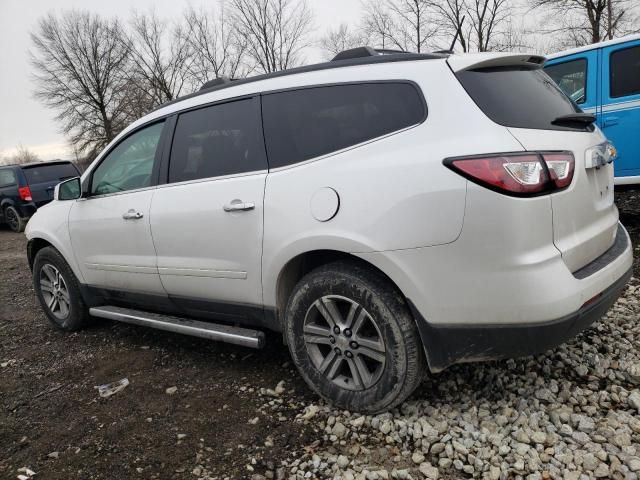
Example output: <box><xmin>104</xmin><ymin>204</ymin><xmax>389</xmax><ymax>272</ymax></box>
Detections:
<box><xmin>89</xmin><ymin>306</ymin><xmax>265</xmax><ymax>349</ymax></box>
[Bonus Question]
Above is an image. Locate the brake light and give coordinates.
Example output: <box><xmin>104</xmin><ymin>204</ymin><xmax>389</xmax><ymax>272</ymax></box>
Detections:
<box><xmin>18</xmin><ymin>186</ymin><xmax>33</xmax><ymax>202</ymax></box>
<box><xmin>445</xmin><ymin>152</ymin><xmax>574</xmax><ymax>196</ymax></box>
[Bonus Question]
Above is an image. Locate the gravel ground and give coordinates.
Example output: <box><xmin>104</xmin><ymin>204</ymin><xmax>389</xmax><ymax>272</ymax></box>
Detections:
<box><xmin>2</xmin><ymin>191</ymin><xmax>640</xmax><ymax>480</ymax></box>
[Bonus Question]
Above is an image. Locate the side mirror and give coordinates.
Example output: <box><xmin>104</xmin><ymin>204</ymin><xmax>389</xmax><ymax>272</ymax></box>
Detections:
<box><xmin>54</xmin><ymin>177</ymin><xmax>81</xmax><ymax>201</ymax></box>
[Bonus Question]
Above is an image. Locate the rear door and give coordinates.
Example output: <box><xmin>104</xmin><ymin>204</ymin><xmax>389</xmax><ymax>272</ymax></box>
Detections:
<box><xmin>601</xmin><ymin>40</ymin><xmax>640</xmax><ymax>179</ymax></box>
<box><xmin>21</xmin><ymin>162</ymin><xmax>79</xmax><ymax>207</ymax></box>
<box><xmin>149</xmin><ymin>97</ymin><xmax>267</xmax><ymax>321</ymax></box>
<box><xmin>452</xmin><ymin>57</ymin><xmax>617</xmax><ymax>272</ymax></box>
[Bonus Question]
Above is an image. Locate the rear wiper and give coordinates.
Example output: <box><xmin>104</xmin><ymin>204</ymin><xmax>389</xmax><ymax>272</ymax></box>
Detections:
<box><xmin>551</xmin><ymin>113</ymin><xmax>596</xmax><ymax>128</ymax></box>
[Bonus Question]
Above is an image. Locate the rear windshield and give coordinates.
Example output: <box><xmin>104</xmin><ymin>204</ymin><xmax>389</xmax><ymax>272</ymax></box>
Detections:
<box><xmin>22</xmin><ymin>163</ymin><xmax>78</xmax><ymax>184</ymax></box>
<box><xmin>456</xmin><ymin>66</ymin><xmax>585</xmax><ymax>131</ymax></box>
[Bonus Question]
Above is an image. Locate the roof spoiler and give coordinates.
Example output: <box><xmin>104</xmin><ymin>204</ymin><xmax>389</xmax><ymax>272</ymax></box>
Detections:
<box><xmin>447</xmin><ymin>53</ymin><xmax>546</xmax><ymax>72</ymax></box>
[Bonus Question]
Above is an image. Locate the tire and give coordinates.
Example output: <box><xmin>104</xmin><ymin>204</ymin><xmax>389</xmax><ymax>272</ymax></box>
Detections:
<box><xmin>284</xmin><ymin>261</ymin><xmax>425</xmax><ymax>413</ymax></box>
<box><xmin>5</xmin><ymin>205</ymin><xmax>26</xmax><ymax>233</ymax></box>
<box><xmin>33</xmin><ymin>246</ymin><xmax>89</xmax><ymax>331</ymax></box>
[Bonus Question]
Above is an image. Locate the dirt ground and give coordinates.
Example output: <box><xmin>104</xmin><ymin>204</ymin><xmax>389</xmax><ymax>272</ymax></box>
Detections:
<box><xmin>0</xmin><ymin>225</ymin><xmax>320</xmax><ymax>479</ymax></box>
<box><xmin>2</xmin><ymin>190</ymin><xmax>640</xmax><ymax>480</ymax></box>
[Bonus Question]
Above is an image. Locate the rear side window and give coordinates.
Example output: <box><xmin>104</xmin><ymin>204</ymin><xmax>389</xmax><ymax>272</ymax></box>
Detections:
<box><xmin>544</xmin><ymin>59</ymin><xmax>587</xmax><ymax>104</ymax></box>
<box><xmin>0</xmin><ymin>169</ymin><xmax>17</xmax><ymax>187</ymax></box>
<box><xmin>169</xmin><ymin>98</ymin><xmax>267</xmax><ymax>183</ymax></box>
<box><xmin>22</xmin><ymin>163</ymin><xmax>78</xmax><ymax>185</ymax></box>
<box><xmin>610</xmin><ymin>46</ymin><xmax>640</xmax><ymax>98</ymax></box>
<box><xmin>262</xmin><ymin>82</ymin><xmax>426</xmax><ymax>168</ymax></box>
<box><xmin>456</xmin><ymin>67</ymin><xmax>582</xmax><ymax>131</ymax></box>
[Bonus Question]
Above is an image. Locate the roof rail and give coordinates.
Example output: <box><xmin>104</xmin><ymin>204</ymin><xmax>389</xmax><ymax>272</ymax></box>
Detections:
<box><xmin>200</xmin><ymin>76</ymin><xmax>232</xmax><ymax>91</ymax></box>
<box><xmin>331</xmin><ymin>46</ymin><xmax>378</xmax><ymax>62</ymax></box>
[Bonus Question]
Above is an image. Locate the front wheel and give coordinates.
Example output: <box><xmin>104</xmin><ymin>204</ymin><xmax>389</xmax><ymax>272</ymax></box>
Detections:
<box><xmin>33</xmin><ymin>246</ymin><xmax>89</xmax><ymax>331</ymax></box>
<box><xmin>284</xmin><ymin>261</ymin><xmax>425</xmax><ymax>413</ymax></box>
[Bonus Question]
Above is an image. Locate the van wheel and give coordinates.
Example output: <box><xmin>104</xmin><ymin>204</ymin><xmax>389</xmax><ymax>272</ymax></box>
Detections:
<box><xmin>5</xmin><ymin>206</ymin><xmax>26</xmax><ymax>233</ymax></box>
<box><xmin>33</xmin><ymin>246</ymin><xmax>89</xmax><ymax>331</ymax></box>
<box><xmin>284</xmin><ymin>261</ymin><xmax>425</xmax><ymax>413</ymax></box>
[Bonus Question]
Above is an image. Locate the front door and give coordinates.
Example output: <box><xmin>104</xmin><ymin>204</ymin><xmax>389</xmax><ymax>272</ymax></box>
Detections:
<box><xmin>601</xmin><ymin>41</ymin><xmax>640</xmax><ymax>179</ymax></box>
<box><xmin>69</xmin><ymin>120</ymin><xmax>167</xmax><ymax>294</ymax></box>
<box><xmin>149</xmin><ymin>97</ymin><xmax>268</xmax><ymax>321</ymax></box>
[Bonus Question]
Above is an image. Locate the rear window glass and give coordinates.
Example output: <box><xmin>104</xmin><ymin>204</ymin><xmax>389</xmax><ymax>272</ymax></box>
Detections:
<box><xmin>262</xmin><ymin>82</ymin><xmax>425</xmax><ymax>168</ymax></box>
<box><xmin>456</xmin><ymin>66</ymin><xmax>583</xmax><ymax>131</ymax></box>
<box><xmin>610</xmin><ymin>46</ymin><xmax>640</xmax><ymax>98</ymax></box>
<box><xmin>23</xmin><ymin>163</ymin><xmax>78</xmax><ymax>184</ymax></box>
<box><xmin>544</xmin><ymin>59</ymin><xmax>587</xmax><ymax>104</ymax></box>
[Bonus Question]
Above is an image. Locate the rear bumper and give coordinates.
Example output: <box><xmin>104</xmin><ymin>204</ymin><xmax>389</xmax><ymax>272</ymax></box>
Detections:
<box><xmin>410</xmin><ymin>264</ymin><xmax>631</xmax><ymax>371</ymax></box>
<box><xmin>357</xmin><ymin>220</ymin><xmax>632</xmax><ymax>372</ymax></box>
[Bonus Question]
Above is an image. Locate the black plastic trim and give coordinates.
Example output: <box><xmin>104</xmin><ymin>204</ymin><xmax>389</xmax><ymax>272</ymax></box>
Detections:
<box><xmin>572</xmin><ymin>224</ymin><xmax>629</xmax><ymax>279</ymax></box>
<box><xmin>79</xmin><ymin>285</ymin><xmax>281</xmax><ymax>333</ymax></box>
<box><xmin>409</xmin><ymin>266</ymin><xmax>632</xmax><ymax>372</ymax></box>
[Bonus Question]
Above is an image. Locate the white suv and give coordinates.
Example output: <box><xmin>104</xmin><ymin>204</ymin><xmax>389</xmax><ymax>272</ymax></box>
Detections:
<box><xmin>25</xmin><ymin>48</ymin><xmax>633</xmax><ymax>412</ymax></box>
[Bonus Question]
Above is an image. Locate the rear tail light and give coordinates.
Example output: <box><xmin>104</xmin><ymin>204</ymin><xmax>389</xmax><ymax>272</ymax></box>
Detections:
<box><xmin>444</xmin><ymin>152</ymin><xmax>574</xmax><ymax>196</ymax></box>
<box><xmin>18</xmin><ymin>186</ymin><xmax>33</xmax><ymax>202</ymax></box>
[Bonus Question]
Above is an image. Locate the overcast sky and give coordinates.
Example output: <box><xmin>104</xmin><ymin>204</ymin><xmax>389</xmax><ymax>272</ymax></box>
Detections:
<box><xmin>0</xmin><ymin>0</ymin><xmax>363</xmax><ymax>160</ymax></box>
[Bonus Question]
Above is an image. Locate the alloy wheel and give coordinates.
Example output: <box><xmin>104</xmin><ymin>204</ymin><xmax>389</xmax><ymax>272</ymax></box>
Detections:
<box><xmin>303</xmin><ymin>295</ymin><xmax>386</xmax><ymax>391</ymax></box>
<box><xmin>39</xmin><ymin>264</ymin><xmax>70</xmax><ymax>320</ymax></box>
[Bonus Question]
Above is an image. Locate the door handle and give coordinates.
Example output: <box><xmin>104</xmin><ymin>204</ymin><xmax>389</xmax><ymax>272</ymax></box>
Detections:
<box><xmin>223</xmin><ymin>200</ymin><xmax>255</xmax><ymax>212</ymax></box>
<box><xmin>602</xmin><ymin>116</ymin><xmax>619</xmax><ymax>127</ymax></box>
<box><xmin>122</xmin><ymin>209</ymin><xmax>144</xmax><ymax>220</ymax></box>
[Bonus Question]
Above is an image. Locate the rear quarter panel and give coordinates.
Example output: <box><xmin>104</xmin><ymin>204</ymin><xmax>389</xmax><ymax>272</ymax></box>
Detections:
<box><xmin>262</xmin><ymin>60</ymin><xmax>525</xmax><ymax>308</ymax></box>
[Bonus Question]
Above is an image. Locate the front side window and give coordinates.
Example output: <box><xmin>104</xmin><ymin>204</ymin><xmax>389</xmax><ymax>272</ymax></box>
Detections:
<box><xmin>168</xmin><ymin>98</ymin><xmax>267</xmax><ymax>183</ymax></box>
<box><xmin>0</xmin><ymin>169</ymin><xmax>17</xmax><ymax>187</ymax></box>
<box><xmin>544</xmin><ymin>58</ymin><xmax>587</xmax><ymax>104</ymax></box>
<box><xmin>610</xmin><ymin>46</ymin><xmax>640</xmax><ymax>98</ymax></box>
<box><xmin>91</xmin><ymin>121</ymin><xmax>165</xmax><ymax>195</ymax></box>
<box><xmin>261</xmin><ymin>83</ymin><xmax>426</xmax><ymax>168</ymax></box>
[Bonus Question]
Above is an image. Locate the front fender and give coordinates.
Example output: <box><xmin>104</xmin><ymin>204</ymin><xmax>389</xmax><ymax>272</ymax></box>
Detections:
<box><xmin>25</xmin><ymin>202</ymin><xmax>85</xmax><ymax>283</ymax></box>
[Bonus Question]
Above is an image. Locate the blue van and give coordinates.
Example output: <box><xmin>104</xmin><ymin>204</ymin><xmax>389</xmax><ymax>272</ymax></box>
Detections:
<box><xmin>545</xmin><ymin>35</ymin><xmax>640</xmax><ymax>185</ymax></box>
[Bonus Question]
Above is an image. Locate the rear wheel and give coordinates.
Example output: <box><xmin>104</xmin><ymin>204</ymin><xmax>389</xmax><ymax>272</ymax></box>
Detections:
<box><xmin>284</xmin><ymin>261</ymin><xmax>425</xmax><ymax>413</ymax></box>
<box><xmin>5</xmin><ymin>206</ymin><xmax>26</xmax><ymax>233</ymax></box>
<box><xmin>33</xmin><ymin>246</ymin><xmax>89</xmax><ymax>331</ymax></box>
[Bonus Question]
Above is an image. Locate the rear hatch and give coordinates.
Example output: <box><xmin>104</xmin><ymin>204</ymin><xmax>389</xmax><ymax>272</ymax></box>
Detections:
<box><xmin>450</xmin><ymin>54</ymin><xmax>618</xmax><ymax>272</ymax></box>
<box><xmin>21</xmin><ymin>162</ymin><xmax>80</xmax><ymax>207</ymax></box>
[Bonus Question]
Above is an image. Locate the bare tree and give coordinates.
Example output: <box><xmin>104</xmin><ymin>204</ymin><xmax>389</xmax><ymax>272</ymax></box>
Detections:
<box><xmin>183</xmin><ymin>3</ymin><xmax>251</xmax><ymax>85</ymax></box>
<box><xmin>126</xmin><ymin>11</ymin><xmax>192</xmax><ymax>107</ymax></box>
<box><xmin>30</xmin><ymin>11</ymin><xmax>131</xmax><ymax>158</ymax></box>
<box><xmin>362</xmin><ymin>0</ymin><xmax>437</xmax><ymax>52</ymax></box>
<box><xmin>430</xmin><ymin>0</ymin><xmax>470</xmax><ymax>51</ymax></box>
<box><xmin>319</xmin><ymin>23</ymin><xmax>367</xmax><ymax>59</ymax></box>
<box><xmin>5</xmin><ymin>145</ymin><xmax>40</xmax><ymax>165</ymax></box>
<box><xmin>531</xmin><ymin>0</ymin><xmax>639</xmax><ymax>46</ymax></box>
<box><xmin>467</xmin><ymin>0</ymin><xmax>512</xmax><ymax>51</ymax></box>
<box><xmin>230</xmin><ymin>0</ymin><xmax>313</xmax><ymax>73</ymax></box>
<box><xmin>361</xmin><ymin>1</ymin><xmax>396</xmax><ymax>49</ymax></box>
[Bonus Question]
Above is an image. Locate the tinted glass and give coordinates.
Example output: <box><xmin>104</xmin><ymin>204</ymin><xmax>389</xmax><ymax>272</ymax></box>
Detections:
<box><xmin>91</xmin><ymin>121</ymin><xmax>164</xmax><ymax>195</ymax></box>
<box><xmin>262</xmin><ymin>83</ymin><xmax>425</xmax><ymax>168</ymax></box>
<box><xmin>544</xmin><ymin>59</ymin><xmax>587</xmax><ymax>104</ymax></box>
<box><xmin>169</xmin><ymin>98</ymin><xmax>266</xmax><ymax>183</ymax></box>
<box><xmin>0</xmin><ymin>169</ymin><xmax>17</xmax><ymax>187</ymax></box>
<box><xmin>610</xmin><ymin>46</ymin><xmax>640</xmax><ymax>98</ymax></box>
<box><xmin>23</xmin><ymin>163</ymin><xmax>78</xmax><ymax>184</ymax></box>
<box><xmin>456</xmin><ymin>67</ymin><xmax>582</xmax><ymax>131</ymax></box>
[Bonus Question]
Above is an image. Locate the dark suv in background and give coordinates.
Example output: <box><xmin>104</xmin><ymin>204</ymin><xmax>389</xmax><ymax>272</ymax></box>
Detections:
<box><xmin>0</xmin><ymin>161</ymin><xmax>79</xmax><ymax>232</ymax></box>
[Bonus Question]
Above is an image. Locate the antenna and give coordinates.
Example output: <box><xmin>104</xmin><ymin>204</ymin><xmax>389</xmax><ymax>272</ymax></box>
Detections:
<box><xmin>449</xmin><ymin>15</ymin><xmax>466</xmax><ymax>52</ymax></box>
